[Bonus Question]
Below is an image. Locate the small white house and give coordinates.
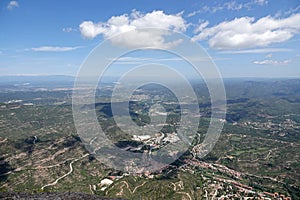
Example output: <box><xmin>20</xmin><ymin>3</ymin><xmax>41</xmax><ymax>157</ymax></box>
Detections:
<box><xmin>100</xmin><ymin>178</ymin><xmax>113</xmax><ymax>186</ymax></box>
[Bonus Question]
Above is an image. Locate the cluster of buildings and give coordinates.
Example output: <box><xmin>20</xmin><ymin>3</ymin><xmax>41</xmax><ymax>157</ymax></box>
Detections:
<box><xmin>132</xmin><ymin>131</ymin><xmax>181</xmax><ymax>149</ymax></box>
<box><xmin>241</xmin><ymin>118</ymin><xmax>299</xmax><ymax>134</ymax></box>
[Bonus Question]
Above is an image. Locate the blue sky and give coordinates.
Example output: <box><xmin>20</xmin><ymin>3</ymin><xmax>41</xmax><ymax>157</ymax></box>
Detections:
<box><xmin>0</xmin><ymin>0</ymin><xmax>299</xmax><ymax>78</ymax></box>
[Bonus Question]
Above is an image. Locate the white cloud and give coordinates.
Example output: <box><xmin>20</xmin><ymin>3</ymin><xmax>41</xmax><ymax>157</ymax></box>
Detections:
<box><xmin>265</xmin><ymin>53</ymin><xmax>272</xmax><ymax>58</ymax></box>
<box><xmin>276</xmin><ymin>5</ymin><xmax>300</xmax><ymax>18</ymax></box>
<box><xmin>194</xmin><ymin>21</ymin><xmax>209</xmax><ymax>33</ymax></box>
<box><xmin>187</xmin><ymin>11</ymin><xmax>197</xmax><ymax>18</ymax></box>
<box><xmin>253</xmin><ymin>0</ymin><xmax>268</xmax><ymax>6</ymax></box>
<box><xmin>7</xmin><ymin>1</ymin><xmax>19</xmax><ymax>10</ymax></box>
<box><xmin>223</xmin><ymin>1</ymin><xmax>243</xmax><ymax>11</ymax></box>
<box><xmin>285</xmin><ymin>5</ymin><xmax>300</xmax><ymax>16</ymax></box>
<box><xmin>63</xmin><ymin>27</ymin><xmax>76</xmax><ymax>32</ymax></box>
<box><xmin>79</xmin><ymin>21</ymin><xmax>106</xmax><ymax>39</ymax></box>
<box><xmin>219</xmin><ymin>48</ymin><xmax>292</xmax><ymax>54</ymax></box>
<box><xmin>253</xmin><ymin>59</ymin><xmax>291</xmax><ymax>65</ymax></box>
<box><xmin>186</xmin><ymin>0</ymin><xmax>268</xmax><ymax>17</ymax></box>
<box><xmin>108</xmin><ymin>56</ymin><xmax>183</xmax><ymax>65</ymax></box>
<box><xmin>29</xmin><ymin>46</ymin><xmax>80</xmax><ymax>52</ymax></box>
<box><xmin>79</xmin><ymin>10</ymin><xmax>187</xmax><ymax>48</ymax></box>
<box><xmin>193</xmin><ymin>13</ymin><xmax>300</xmax><ymax>50</ymax></box>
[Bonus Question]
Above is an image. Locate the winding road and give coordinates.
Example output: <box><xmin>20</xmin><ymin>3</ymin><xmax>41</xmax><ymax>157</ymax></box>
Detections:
<box><xmin>41</xmin><ymin>153</ymin><xmax>89</xmax><ymax>190</ymax></box>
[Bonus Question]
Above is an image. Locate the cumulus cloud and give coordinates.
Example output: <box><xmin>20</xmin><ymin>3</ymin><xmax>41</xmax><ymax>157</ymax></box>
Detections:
<box><xmin>7</xmin><ymin>1</ymin><xmax>19</xmax><ymax>10</ymax></box>
<box><xmin>79</xmin><ymin>10</ymin><xmax>187</xmax><ymax>48</ymax></box>
<box><xmin>192</xmin><ymin>13</ymin><xmax>300</xmax><ymax>50</ymax></box>
<box><xmin>253</xmin><ymin>59</ymin><xmax>291</xmax><ymax>65</ymax></box>
<box><xmin>29</xmin><ymin>46</ymin><xmax>80</xmax><ymax>52</ymax></box>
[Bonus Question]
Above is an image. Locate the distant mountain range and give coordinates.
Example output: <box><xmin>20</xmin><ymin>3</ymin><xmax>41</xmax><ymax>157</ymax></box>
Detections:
<box><xmin>0</xmin><ymin>75</ymin><xmax>298</xmax><ymax>85</ymax></box>
<box><xmin>0</xmin><ymin>75</ymin><xmax>75</xmax><ymax>84</ymax></box>
<box><xmin>0</xmin><ymin>75</ymin><xmax>122</xmax><ymax>86</ymax></box>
